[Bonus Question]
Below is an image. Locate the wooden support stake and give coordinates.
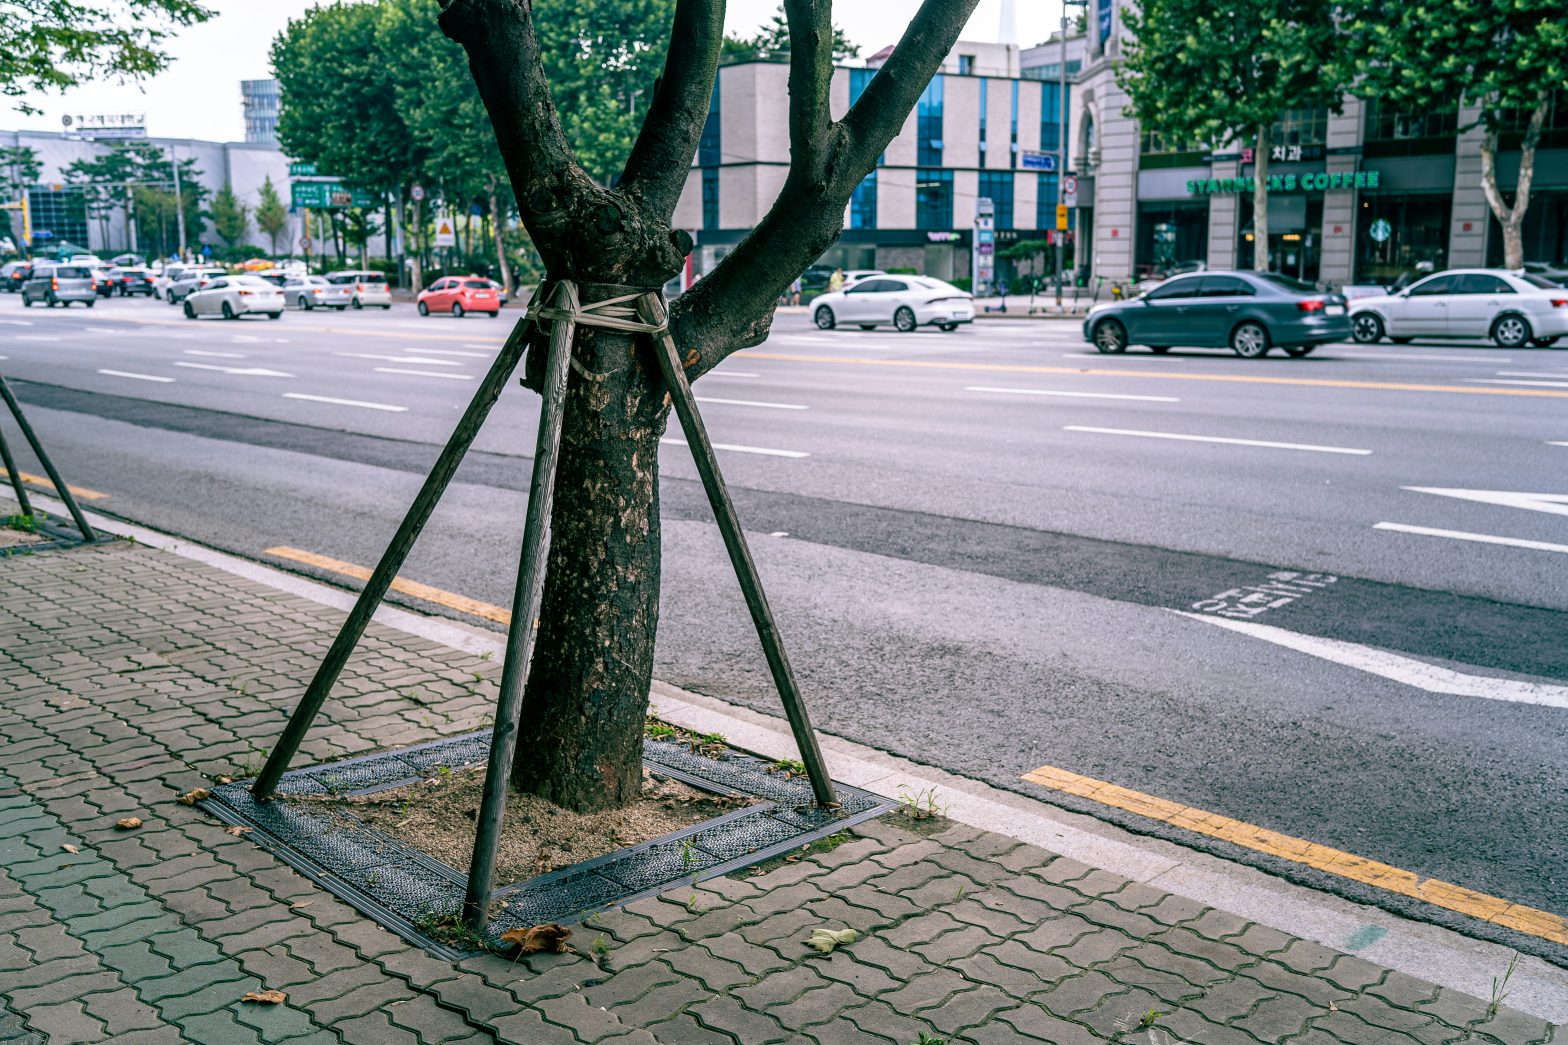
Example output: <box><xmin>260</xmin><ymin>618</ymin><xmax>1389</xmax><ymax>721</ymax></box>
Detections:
<box><xmin>252</xmin><ymin>308</ymin><xmax>536</xmax><ymax>799</ymax></box>
<box><xmin>463</xmin><ymin>282</ymin><xmax>578</xmax><ymax>932</ymax></box>
<box><xmin>0</xmin><ymin>425</ymin><xmax>35</xmax><ymax>519</ymax></box>
<box><xmin>0</xmin><ymin>376</ymin><xmax>94</xmax><ymax>540</ymax></box>
<box><xmin>638</xmin><ymin>295</ymin><xmax>838</xmax><ymax>808</ymax></box>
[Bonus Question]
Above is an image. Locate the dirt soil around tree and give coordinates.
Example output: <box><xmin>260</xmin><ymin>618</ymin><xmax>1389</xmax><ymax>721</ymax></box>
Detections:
<box><xmin>304</xmin><ymin>766</ymin><xmax>754</xmax><ymax>884</ymax></box>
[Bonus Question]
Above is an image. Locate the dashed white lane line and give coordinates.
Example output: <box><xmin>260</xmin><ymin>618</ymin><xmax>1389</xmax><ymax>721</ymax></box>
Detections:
<box><xmin>282</xmin><ymin>392</ymin><xmax>407</xmax><ymax>412</ymax></box>
<box><xmin>1344</xmin><ymin>352</ymin><xmax>1511</xmax><ymax>363</ymax></box>
<box><xmin>1472</xmin><ymin>379</ymin><xmax>1568</xmax><ymax>389</ymax></box>
<box><xmin>694</xmin><ymin>396</ymin><xmax>808</xmax><ymax>411</ymax></box>
<box><xmin>85</xmin><ymin>326</ymin><xmax>117</xmax><ymax>334</ymax></box>
<box><xmin>1374</xmin><ymin>522</ymin><xmax>1568</xmax><ymax>556</ymax></box>
<box><xmin>1551</xmin><ymin>441</ymin><xmax>1568</xmax><ymax>448</ymax></box>
<box><xmin>1176</xmin><ymin>611</ymin><xmax>1568</xmax><ymax>709</ymax></box>
<box><xmin>335</xmin><ymin>352</ymin><xmax>461</xmax><ymax>366</ymax></box>
<box><xmin>1494</xmin><ymin>371</ymin><xmax>1568</xmax><ymax>379</ymax></box>
<box><xmin>1064</xmin><ymin>425</ymin><xmax>1372</xmax><ymax>455</ymax></box>
<box><xmin>14</xmin><ymin>336</ymin><xmax>60</xmax><ymax>342</ymax></box>
<box><xmin>701</xmin><ymin>371</ymin><xmax>761</xmax><ymax>379</ymax></box>
<box><xmin>98</xmin><ymin>369</ymin><xmax>174</xmax><ymax>383</ymax></box>
<box><xmin>372</xmin><ymin>367</ymin><xmax>474</xmax><ymax>380</ymax></box>
<box><xmin>0</xmin><ymin>319</ymin><xmax>32</xmax><ymax>326</ymax></box>
<box><xmin>969</xmin><ymin>385</ymin><xmax>1180</xmax><ymax>403</ymax></box>
<box><xmin>660</xmin><ymin>437</ymin><xmax>808</xmax><ymax>458</ymax></box>
<box><xmin>173</xmin><ymin>362</ymin><xmax>294</xmax><ymax>377</ymax></box>
<box><xmin>416</xmin><ymin>349</ymin><xmax>491</xmax><ymax>358</ymax></box>
<box><xmin>184</xmin><ymin>349</ymin><xmax>246</xmax><ymax>359</ymax></box>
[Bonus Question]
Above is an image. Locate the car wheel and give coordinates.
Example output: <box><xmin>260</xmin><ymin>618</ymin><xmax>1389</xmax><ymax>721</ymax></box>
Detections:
<box><xmin>303</xmin><ymin>296</ymin><xmax>314</xmax><ymax>310</ymax></box>
<box><xmin>417</xmin><ymin>301</ymin><xmax>429</xmax><ymax>316</ymax></box>
<box><xmin>814</xmin><ymin>306</ymin><xmax>836</xmax><ymax>330</ymax></box>
<box><xmin>1230</xmin><ymin>321</ymin><xmax>1271</xmax><ymax>358</ymax></box>
<box><xmin>268</xmin><ymin>312</ymin><xmax>281</xmax><ymax>321</ymax></box>
<box><xmin>351</xmin><ymin>298</ymin><xmax>363</xmax><ymax>310</ymax></box>
<box><xmin>21</xmin><ymin>296</ymin><xmax>31</xmax><ymax>307</ymax></box>
<box><xmin>86</xmin><ymin>299</ymin><xmax>94</xmax><ymax>308</ymax></box>
<box><xmin>488</xmin><ymin>311</ymin><xmax>499</xmax><ymax>318</ymax></box>
<box><xmin>1149</xmin><ymin>345</ymin><xmax>1171</xmax><ymax>354</ymax></box>
<box><xmin>1283</xmin><ymin>344</ymin><xmax>1316</xmax><ymax>357</ymax></box>
<box><xmin>452</xmin><ymin>302</ymin><xmax>465</xmax><ymax>318</ymax></box>
<box><xmin>221</xmin><ymin>301</ymin><xmax>235</xmax><ymax>320</ymax></box>
<box><xmin>381</xmin><ymin>305</ymin><xmax>391</xmax><ymax>310</ymax></box>
<box><xmin>1492</xmin><ymin>314</ymin><xmax>1532</xmax><ymax>348</ymax></box>
<box><xmin>1390</xmin><ymin>336</ymin><xmax>1413</xmax><ymax>344</ymax></box>
<box><xmin>1531</xmin><ymin>337</ymin><xmax>1560</xmax><ymax>347</ymax></box>
<box><xmin>939</xmin><ymin>323</ymin><xmax>958</xmax><ymax>332</ymax></box>
<box><xmin>858</xmin><ymin>324</ymin><xmax>877</xmax><ymax>330</ymax></box>
<box><xmin>184</xmin><ymin>301</ymin><xmax>196</xmax><ymax>319</ymax></box>
<box><xmin>894</xmin><ymin>307</ymin><xmax>918</xmax><ymax>333</ymax></box>
<box><xmin>1352</xmin><ymin>313</ymin><xmax>1384</xmax><ymax>344</ymax></box>
<box><xmin>1092</xmin><ymin>319</ymin><xmax>1128</xmax><ymax>354</ymax></box>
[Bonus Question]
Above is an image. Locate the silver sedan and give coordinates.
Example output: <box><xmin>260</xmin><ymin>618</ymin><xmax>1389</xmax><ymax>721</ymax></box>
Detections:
<box><xmin>183</xmin><ymin>275</ymin><xmax>285</xmax><ymax>320</ymax></box>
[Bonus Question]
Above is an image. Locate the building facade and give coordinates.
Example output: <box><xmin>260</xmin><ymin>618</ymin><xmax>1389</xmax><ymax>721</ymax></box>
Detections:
<box><xmin>675</xmin><ymin>42</ymin><xmax>1075</xmax><ymax>292</ymax></box>
<box><xmin>241</xmin><ymin>79</ymin><xmax>282</xmax><ymax>145</ymax></box>
<box><xmin>1045</xmin><ymin>0</ymin><xmax>1567</xmax><ymax>289</ymax></box>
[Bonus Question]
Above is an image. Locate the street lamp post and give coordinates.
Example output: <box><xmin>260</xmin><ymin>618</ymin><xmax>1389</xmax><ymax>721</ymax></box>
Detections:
<box><xmin>1055</xmin><ymin>0</ymin><xmax>1087</xmax><ymax>307</ymax></box>
<box><xmin>170</xmin><ymin>147</ymin><xmax>187</xmax><ymax>261</ymax></box>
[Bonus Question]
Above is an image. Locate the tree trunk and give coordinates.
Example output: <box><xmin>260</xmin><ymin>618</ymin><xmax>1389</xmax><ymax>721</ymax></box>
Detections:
<box><xmin>408</xmin><ymin>192</ymin><xmax>423</xmax><ymax>292</ymax></box>
<box><xmin>488</xmin><ymin>188</ymin><xmax>513</xmax><ymax>293</ymax></box>
<box><xmin>510</xmin><ymin>288</ymin><xmax>668</xmax><ymax>811</ymax></box>
<box><xmin>1252</xmin><ymin>122</ymin><xmax>1270</xmax><ymax>273</ymax></box>
<box><xmin>1479</xmin><ymin>94</ymin><xmax>1548</xmax><ymax>272</ymax></box>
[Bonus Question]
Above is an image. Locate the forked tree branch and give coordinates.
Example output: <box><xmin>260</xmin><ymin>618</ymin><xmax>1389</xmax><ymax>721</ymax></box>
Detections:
<box><xmin>620</xmin><ymin>0</ymin><xmax>727</xmax><ymax>221</ymax></box>
<box><xmin>670</xmin><ymin>0</ymin><xmax>980</xmax><ymax>379</ymax></box>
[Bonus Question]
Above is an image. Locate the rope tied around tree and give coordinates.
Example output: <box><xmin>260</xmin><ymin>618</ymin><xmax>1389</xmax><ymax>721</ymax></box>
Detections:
<box><xmin>523</xmin><ymin>279</ymin><xmax>688</xmax><ymax>384</ymax></box>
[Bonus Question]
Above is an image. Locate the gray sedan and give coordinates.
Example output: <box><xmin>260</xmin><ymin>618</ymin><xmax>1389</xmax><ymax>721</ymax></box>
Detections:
<box><xmin>1082</xmin><ymin>271</ymin><xmax>1352</xmax><ymax>358</ymax></box>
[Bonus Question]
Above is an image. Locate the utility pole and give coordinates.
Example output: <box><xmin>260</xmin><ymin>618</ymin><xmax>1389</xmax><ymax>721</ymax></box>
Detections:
<box><xmin>170</xmin><ymin>148</ymin><xmax>187</xmax><ymax>261</ymax></box>
<box><xmin>1054</xmin><ymin>10</ymin><xmax>1068</xmax><ymax>306</ymax></box>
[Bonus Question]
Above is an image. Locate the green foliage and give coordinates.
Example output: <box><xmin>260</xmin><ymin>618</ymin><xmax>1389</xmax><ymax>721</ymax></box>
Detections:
<box><xmin>723</xmin><ymin>5</ymin><xmax>860</xmax><ymax>64</ymax></box>
<box><xmin>210</xmin><ymin>184</ymin><xmax>249</xmax><ymax>247</ymax></box>
<box><xmin>254</xmin><ymin>177</ymin><xmax>288</xmax><ymax>256</ymax></box>
<box><xmin>0</xmin><ymin>0</ymin><xmax>212</xmax><ymax>114</ymax></box>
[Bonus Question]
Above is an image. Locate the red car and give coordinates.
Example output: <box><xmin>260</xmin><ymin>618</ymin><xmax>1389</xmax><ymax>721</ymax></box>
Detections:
<box><xmin>416</xmin><ymin>275</ymin><xmax>501</xmax><ymax>318</ymax></box>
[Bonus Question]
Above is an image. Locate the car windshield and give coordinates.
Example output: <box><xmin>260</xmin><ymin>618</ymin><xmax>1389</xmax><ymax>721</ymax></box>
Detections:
<box><xmin>360</xmin><ymin>274</ymin><xmax>387</xmax><ymax>284</ymax></box>
<box><xmin>1255</xmin><ymin>273</ymin><xmax>1319</xmax><ymax>294</ymax></box>
<box><xmin>55</xmin><ymin>267</ymin><xmax>89</xmax><ymax>279</ymax></box>
<box><xmin>1520</xmin><ymin>273</ymin><xmax>1562</xmax><ymax>289</ymax></box>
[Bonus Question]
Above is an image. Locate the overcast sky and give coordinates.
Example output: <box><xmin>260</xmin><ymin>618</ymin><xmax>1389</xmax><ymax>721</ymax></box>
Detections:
<box><xmin>2</xmin><ymin>0</ymin><xmax>1058</xmax><ymax>143</ymax></box>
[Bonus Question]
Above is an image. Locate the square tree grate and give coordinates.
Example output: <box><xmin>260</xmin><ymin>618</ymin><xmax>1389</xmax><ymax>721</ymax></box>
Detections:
<box><xmin>202</xmin><ymin>731</ymin><xmax>891</xmax><ymax>960</ymax></box>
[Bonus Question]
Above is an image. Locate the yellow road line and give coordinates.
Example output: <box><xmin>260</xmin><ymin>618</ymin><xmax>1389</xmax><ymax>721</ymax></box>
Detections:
<box><xmin>1021</xmin><ymin>762</ymin><xmax>1568</xmax><ymax>946</ymax></box>
<box><xmin>263</xmin><ymin>546</ymin><xmax>512</xmax><ymax>624</ymax></box>
<box><xmin>746</xmin><ymin>352</ymin><xmax>1568</xmax><ymax>400</ymax></box>
<box><xmin>13</xmin><ymin>471</ymin><xmax>109</xmax><ymax>501</ymax></box>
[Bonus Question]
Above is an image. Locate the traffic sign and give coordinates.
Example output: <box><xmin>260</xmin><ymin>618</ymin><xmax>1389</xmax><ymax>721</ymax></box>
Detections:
<box><xmin>1020</xmin><ymin>151</ymin><xmax>1057</xmax><ymax>172</ymax></box>
<box><xmin>289</xmin><ymin>162</ymin><xmax>318</xmax><ymax>177</ymax></box>
<box><xmin>1056</xmin><ymin>204</ymin><xmax>1070</xmax><ymax>231</ymax></box>
<box><xmin>411</xmin><ymin>185</ymin><xmax>426</xmax><ymax>202</ymax></box>
<box><xmin>434</xmin><ymin>218</ymin><xmax>457</xmax><ymax>247</ymax></box>
<box><xmin>291</xmin><ymin>181</ymin><xmax>375</xmax><ymax>209</ymax></box>
<box><xmin>299</xmin><ymin>236</ymin><xmax>312</xmax><ymax>252</ymax></box>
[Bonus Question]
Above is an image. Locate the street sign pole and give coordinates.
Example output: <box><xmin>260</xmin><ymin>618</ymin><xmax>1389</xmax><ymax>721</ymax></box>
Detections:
<box><xmin>171</xmin><ymin>148</ymin><xmax>187</xmax><ymax>261</ymax></box>
<box><xmin>1055</xmin><ymin>10</ymin><xmax>1068</xmax><ymax>307</ymax></box>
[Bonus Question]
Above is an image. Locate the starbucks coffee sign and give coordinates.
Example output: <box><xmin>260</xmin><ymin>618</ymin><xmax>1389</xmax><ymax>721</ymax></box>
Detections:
<box><xmin>1187</xmin><ymin>170</ymin><xmax>1383</xmax><ymax>196</ymax></box>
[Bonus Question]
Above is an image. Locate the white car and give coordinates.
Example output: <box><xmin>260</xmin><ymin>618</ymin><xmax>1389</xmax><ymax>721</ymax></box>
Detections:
<box><xmin>1350</xmin><ymin>269</ymin><xmax>1568</xmax><ymax>348</ymax></box>
<box><xmin>325</xmin><ymin>270</ymin><xmax>392</xmax><ymax>309</ymax></box>
<box><xmin>182</xmin><ymin>275</ymin><xmax>285</xmax><ymax>320</ymax></box>
<box><xmin>812</xmin><ymin>275</ymin><xmax>975</xmax><ymax>332</ymax></box>
<box><xmin>165</xmin><ymin>267</ymin><xmax>228</xmax><ymax>304</ymax></box>
<box><xmin>284</xmin><ymin>275</ymin><xmax>352</xmax><ymax>310</ymax></box>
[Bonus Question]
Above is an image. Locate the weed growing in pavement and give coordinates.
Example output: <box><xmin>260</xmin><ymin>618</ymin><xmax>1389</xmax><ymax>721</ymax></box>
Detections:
<box><xmin>1139</xmin><ymin>1010</ymin><xmax>1165</xmax><ymax>1029</ymax></box>
<box><xmin>768</xmin><ymin>757</ymin><xmax>807</xmax><ymax>778</ymax></box>
<box><xmin>897</xmin><ymin>786</ymin><xmax>946</xmax><ymax>821</ymax></box>
<box><xmin>414</xmin><ymin>909</ymin><xmax>493</xmax><ymax>952</ymax></box>
<box><xmin>1489</xmin><ymin>953</ymin><xmax>1520</xmax><ymax>1016</ymax></box>
<box><xmin>479</xmin><ymin>650</ymin><xmax>494</xmax><ymax>661</ymax></box>
<box><xmin>644</xmin><ymin>717</ymin><xmax>678</xmax><ymax>742</ymax></box>
<box><xmin>4</xmin><ymin>512</ymin><xmax>41</xmax><ymax>533</ymax></box>
<box><xmin>591</xmin><ymin>934</ymin><xmax>609</xmax><ymax>957</ymax></box>
<box><xmin>914</xmin><ymin>1033</ymin><xmax>946</xmax><ymax>1045</ymax></box>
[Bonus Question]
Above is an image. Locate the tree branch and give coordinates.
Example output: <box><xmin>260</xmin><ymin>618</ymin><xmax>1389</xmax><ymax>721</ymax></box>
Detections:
<box><xmin>669</xmin><ymin>0</ymin><xmax>980</xmax><ymax>378</ymax></box>
<box><xmin>619</xmin><ymin>0</ymin><xmax>726</xmax><ymax>221</ymax></box>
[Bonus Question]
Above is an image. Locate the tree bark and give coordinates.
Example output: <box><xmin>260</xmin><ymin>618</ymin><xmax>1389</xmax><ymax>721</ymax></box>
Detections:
<box><xmin>409</xmin><ymin>193</ymin><xmax>424</xmax><ymax>291</ymax></box>
<box><xmin>1479</xmin><ymin>93</ymin><xmax>1548</xmax><ymax>272</ymax></box>
<box><xmin>1252</xmin><ymin>122</ymin><xmax>1270</xmax><ymax>273</ymax></box>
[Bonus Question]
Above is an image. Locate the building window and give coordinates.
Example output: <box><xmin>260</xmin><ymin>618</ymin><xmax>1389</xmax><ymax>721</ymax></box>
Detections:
<box><xmin>850</xmin><ymin>68</ymin><xmax>875</xmax><ymax>105</ymax></box>
<box><xmin>27</xmin><ymin>188</ymin><xmax>89</xmax><ymax>251</ymax></box>
<box><xmin>958</xmin><ymin>55</ymin><xmax>975</xmax><ymax>75</ymax></box>
<box><xmin>978</xmin><ymin>78</ymin><xmax>988</xmax><ymax>158</ymax></box>
<box><xmin>918</xmin><ymin>76</ymin><xmax>944</xmax><ymax>166</ymax></box>
<box><xmin>701</xmin><ymin>168</ymin><xmax>719</xmax><ymax>230</ymax></box>
<box><xmin>1035</xmin><ymin>173</ymin><xmax>1059</xmax><ymax>230</ymax></box>
<box><xmin>1010</xmin><ymin>81</ymin><xmax>1019</xmax><ymax>168</ymax></box>
<box><xmin>1040</xmin><ymin>82</ymin><xmax>1069</xmax><ymax>153</ymax></box>
<box><xmin>699</xmin><ymin>82</ymin><xmax>721</xmax><ymax>166</ymax></box>
<box><xmin>1357</xmin><ymin>194</ymin><xmax>1450</xmax><ymax>282</ymax></box>
<box><xmin>1136</xmin><ymin>201</ymin><xmax>1209</xmax><ymax>278</ymax></box>
<box><xmin>916</xmin><ymin>169</ymin><xmax>952</xmax><ymax>229</ymax></box>
<box><xmin>978</xmin><ymin>171</ymin><xmax>1013</xmax><ymax>229</ymax></box>
<box><xmin>1139</xmin><ymin>128</ymin><xmax>1202</xmax><ymax>154</ymax></box>
<box><xmin>1272</xmin><ymin>109</ymin><xmax>1326</xmax><ymax>149</ymax></box>
<box><xmin>850</xmin><ymin>171</ymin><xmax>877</xmax><ymax>229</ymax></box>
<box><xmin>1362</xmin><ymin>98</ymin><xmax>1458</xmax><ymax>157</ymax></box>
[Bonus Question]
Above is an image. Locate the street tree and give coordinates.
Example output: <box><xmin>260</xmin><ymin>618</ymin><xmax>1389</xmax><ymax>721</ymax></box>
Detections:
<box><xmin>255</xmin><ymin>177</ymin><xmax>289</xmax><ymax>256</ymax></box>
<box><xmin>722</xmin><ymin>4</ymin><xmax>860</xmax><ymax>63</ymax></box>
<box><xmin>1338</xmin><ymin>0</ymin><xmax>1567</xmax><ymax>269</ymax></box>
<box><xmin>1</xmin><ymin>147</ymin><xmax>42</xmax><ymax>257</ymax></box>
<box><xmin>1117</xmin><ymin>0</ymin><xmax>1344</xmax><ymax>271</ymax></box>
<box><xmin>436</xmin><ymin>0</ymin><xmax>980</xmax><ymax>811</ymax></box>
<box><xmin>210</xmin><ymin>184</ymin><xmax>250</xmax><ymax>248</ymax></box>
<box><xmin>0</xmin><ymin>0</ymin><xmax>212</xmax><ymax>114</ymax></box>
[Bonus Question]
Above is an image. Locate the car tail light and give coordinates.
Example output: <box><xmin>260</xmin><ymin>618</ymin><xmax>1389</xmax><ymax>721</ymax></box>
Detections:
<box><xmin>90</xmin><ymin>280</ymin><xmax>97</xmax><ymax>289</ymax></box>
<box><xmin>1297</xmin><ymin>299</ymin><xmax>1325</xmax><ymax>312</ymax></box>
<box><xmin>238</xmin><ymin>290</ymin><xmax>253</xmax><ymax>296</ymax></box>
<box><xmin>51</xmin><ymin>277</ymin><xmax>58</xmax><ymax>290</ymax></box>
<box><xmin>355</xmin><ymin>283</ymin><xmax>365</xmax><ymax>293</ymax></box>
<box><xmin>1552</xmin><ymin>298</ymin><xmax>1568</xmax><ymax>309</ymax></box>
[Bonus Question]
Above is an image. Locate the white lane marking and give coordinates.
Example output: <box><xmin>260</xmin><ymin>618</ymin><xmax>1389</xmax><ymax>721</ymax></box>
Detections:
<box><xmin>660</xmin><ymin>437</ymin><xmax>808</xmax><ymax>458</ymax></box>
<box><xmin>85</xmin><ymin>326</ymin><xmax>117</xmax><ymax>334</ymax></box>
<box><xmin>1471</xmin><ymin>378</ymin><xmax>1568</xmax><ymax>389</ymax></box>
<box><xmin>1064</xmin><ymin>425</ymin><xmax>1372</xmax><ymax>455</ymax></box>
<box><xmin>0</xmin><ymin>319</ymin><xmax>33</xmax><ymax>326</ymax></box>
<box><xmin>335</xmin><ymin>352</ymin><xmax>461</xmax><ymax>366</ymax></box>
<box><xmin>1550</xmin><ymin>441</ymin><xmax>1568</xmax><ymax>448</ymax></box>
<box><xmin>372</xmin><ymin>367</ymin><xmax>474</xmax><ymax>380</ymax></box>
<box><xmin>1175</xmin><ymin>611</ymin><xmax>1568</xmax><ymax>710</ymax></box>
<box><xmin>173</xmin><ymin>362</ymin><xmax>294</xmax><ymax>377</ymax></box>
<box><xmin>1494</xmin><ymin>371</ymin><xmax>1568</xmax><ymax>378</ymax></box>
<box><xmin>416</xmin><ymin>349</ymin><xmax>490</xmax><ymax>358</ymax></box>
<box><xmin>1339</xmin><ymin>352</ymin><xmax>1511</xmax><ymax>363</ymax></box>
<box><xmin>282</xmin><ymin>392</ymin><xmax>407</xmax><ymax>412</ymax></box>
<box><xmin>98</xmin><ymin>369</ymin><xmax>174</xmax><ymax>383</ymax></box>
<box><xmin>1403</xmin><ymin>487</ymin><xmax>1568</xmax><ymax>517</ymax></box>
<box><xmin>14</xmin><ymin>335</ymin><xmax>60</xmax><ymax>342</ymax></box>
<box><xmin>231</xmin><ymin>334</ymin><xmax>262</xmax><ymax>343</ymax></box>
<box><xmin>969</xmin><ymin>385</ymin><xmax>1180</xmax><ymax>403</ymax></box>
<box><xmin>694</xmin><ymin>396</ymin><xmax>808</xmax><ymax>411</ymax></box>
<box><xmin>1374</xmin><ymin>522</ymin><xmax>1568</xmax><ymax>556</ymax></box>
<box><xmin>0</xmin><ymin>355</ymin><xmax>7</xmax><ymax>360</ymax></box>
<box><xmin>184</xmin><ymin>349</ymin><xmax>246</xmax><ymax>359</ymax></box>
<box><xmin>703</xmin><ymin>370</ymin><xmax>760</xmax><ymax>378</ymax></box>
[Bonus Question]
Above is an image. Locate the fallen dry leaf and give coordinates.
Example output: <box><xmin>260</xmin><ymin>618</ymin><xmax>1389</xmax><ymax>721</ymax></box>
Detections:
<box><xmin>499</xmin><ymin>923</ymin><xmax>573</xmax><ymax>955</ymax></box>
<box><xmin>61</xmin><ymin>844</ymin><xmax>79</xmax><ymax>854</ymax></box>
<box><xmin>225</xmin><ymin>826</ymin><xmax>252</xmax><ymax>837</ymax></box>
<box><xmin>289</xmin><ymin>900</ymin><xmax>313</xmax><ymax>909</ymax></box>
<box><xmin>242</xmin><ymin>990</ymin><xmax>287</xmax><ymax>1005</ymax></box>
<box><xmin>178</xmin><ymin>788</ymin><xmax>211</xmax><ymax>806</ymax></box>
<box><xmin>116</xmin><ymin>817</ymin><xmax>143</xmax><ymax>830</ymax></box>
<box><xmin>805</xmin><ymin>926</ymin><xmax>858</xmax><ymax>954</ymax></box>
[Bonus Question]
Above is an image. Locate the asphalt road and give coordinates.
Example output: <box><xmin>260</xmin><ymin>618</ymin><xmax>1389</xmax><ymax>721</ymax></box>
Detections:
<box><xmin>3</xmin><ymin>292</ymin><xmax>1565</xmax><ymax>953</ymax></box>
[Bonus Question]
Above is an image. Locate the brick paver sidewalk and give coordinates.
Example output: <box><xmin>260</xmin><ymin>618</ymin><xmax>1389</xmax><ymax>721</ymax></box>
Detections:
<box><xmin>0</xmin><ymin>536</ymin><xmax>1558</xmax><ymax>1044</ymax></box>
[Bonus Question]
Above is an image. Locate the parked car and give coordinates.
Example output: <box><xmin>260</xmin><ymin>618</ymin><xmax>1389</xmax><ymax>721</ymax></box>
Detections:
<box><xmin>165</xmin><ymin>267</ymin><xmax>228</xmax><ymax>304</ymax></box>
<box><xmin>1521</xmin><ymin>262</ymin><xmax>1568</xmax><ymax>288</ymax></box>
<box><xmin>325</xmin><ymin>270</ymin><xmax>392</xmax><ymax>309</ymax></box>
<box><xmin>811</xmin><ymin>275</ymin><xmax>974</xmax><ymax>332</ymax></box>
<box><xmin>1349</xmin><ymin>269</ymin><xmax>1568</xmax><ymax>348</ymax></box>
<box><xmin>182</xmin><ymin>275</ymin><xmax>284</xmax><ymax>320</ymax></box>
<box><xmin>1</xmin><ymin>261</ymin><xmax>29</xmax><ymax>292</ymax></box>
<box><xmin>106</xmin><ymin>266</ymin><xmax>157</xmax><ymax>296</ymax></box>
<box><xmin>1083</xmin><ymin>271</ymin><xmax>1351</xmax><ymax>358</ymax></box>
<box><xmin>283</xmin><ymin>275</ymin><xmax>352</xmax><ymax>310</ymax></box>
<box><xmin>21</xmin><ymin>264</ymin><xmax>100</xmax><ymax>307</ymax></box>
<box><xmin>416</xmin><ymin>276</ymin><xmax>501</xmax><ymax>317</ymax></box>
<box><xmin>153</xmin><ymin>265</ymin><xmax>188</xmax><ymax>300</ymax></box>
